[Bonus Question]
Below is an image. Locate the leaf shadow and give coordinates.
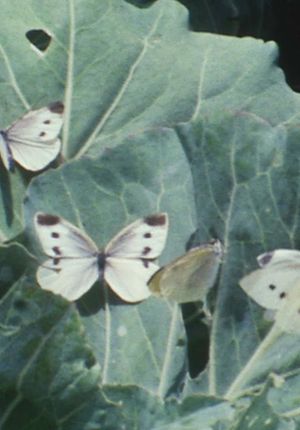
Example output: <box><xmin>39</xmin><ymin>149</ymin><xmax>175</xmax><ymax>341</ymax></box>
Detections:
<box><xmin>77</xmin><ymin>281</ymin><xmax>131</xmax><ymax>316</ymax></box>
<box><xmin>0</xmin><ymin>168</ymin><xmax>13</xmax><ymax>227</ymax></box>
<box><xmin>0</xmin><ymin>165</ymin><xmax>37</xmax><ymax>230</ymax></box>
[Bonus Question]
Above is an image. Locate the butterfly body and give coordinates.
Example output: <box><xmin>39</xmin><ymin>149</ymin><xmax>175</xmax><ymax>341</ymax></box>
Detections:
<box><xmin>34</xmin><ymin>212</ymin><xmax>168</xmax><ymax>302</ymax></box>
<box><xmin>0</xmin><ymin>101</ymin><xmax>64</xmax><ymax>171</ymax></box>
<box><xmin>97</xmin><ymin>252</ymin><xmax>106</xmax><ymax>272</ymax></box>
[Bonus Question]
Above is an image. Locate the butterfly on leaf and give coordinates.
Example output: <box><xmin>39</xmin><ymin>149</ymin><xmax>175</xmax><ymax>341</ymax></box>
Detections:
<box><xmin>0</xmin><ymin>101</ymin><xmax>64</xmax><ymax>171</ymax></box>
<box><xmin>240</xmin><ymin>249</ymin><xmax>300</xmax><ymax>334</ymax></box>
<box><xmin>34</xmin><ymin>212</ymin><xmax>169</xmax><ymax>302</ymax></box>
<box><xmin>148</xmin><ymin>239</ymin><xmax>223</xmax><ymax>303</ymax></box>
<box><xmin>239</xmin><ymin>249</ymin><xmax>300</xmax><ymax>311</ymax></box>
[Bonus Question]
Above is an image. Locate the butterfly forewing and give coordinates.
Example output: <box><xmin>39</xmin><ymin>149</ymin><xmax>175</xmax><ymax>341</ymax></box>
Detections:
<box><xmin>105</xmin><ymin>213</ymin><xmax>168</xmax><ymax>259</ymax></box>
<box><xmin>7</xmin><ymin>102</ymin><xmax>64</xmax><ymax>142</ymax></box>
<box><xmin>37</xmin><ymin>257</ymin><xmax>99</xmax><ymax>301</ymax></box>
<box><xmin>239</xmin><ymin>266</ymin><xmax>300</xmax><ymax>310</ymax></box>
<box><xmin>34</xmin><ymin>212</ymin><xmax>98</xmax><ymax>258</ymax></box>
<box><xmin>258</xmin><ymin>249</ymin><xmax>300</xmax><ymax>268</ymax></box>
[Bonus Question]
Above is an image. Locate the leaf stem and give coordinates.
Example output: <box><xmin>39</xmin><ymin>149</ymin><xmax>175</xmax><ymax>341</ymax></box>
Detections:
<box><xmin>157</xmin><ymin>303</ymin><xmax>179</xmax><ymax>399</ymax></box>
<box><xmin>62</xmin><ymin>0</ymin><xmax>75</xmax><ymax>157</ymax></box>
<box><xmin>225</xmin><ymin>324</ymin><xmax>282</xmax><ymax>400</ymax></box>
<box><xmin>102</xmin><ymin>283</ymin><xmax>111</xmax><ymax>384</ymax></box>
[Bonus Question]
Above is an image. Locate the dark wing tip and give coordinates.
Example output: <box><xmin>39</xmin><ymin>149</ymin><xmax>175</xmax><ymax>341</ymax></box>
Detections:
<box><xmin>36</xmin><ymin>212</ymin><xmax>60</xmax><ymax>226</ymax></box>
<box><xmin>258</xmin><ymin>252</ymin><xmax>273</xmax><ymax>267</ymax></box>
<box><xmin>48</xmin><ymin>101</ymin><xmax>64</xmax><ymax>114</ymax></box>
<box><xmin>144</xmin><ymin>213</ymin><xmax>168</xmax><ymax>226</ymax></box>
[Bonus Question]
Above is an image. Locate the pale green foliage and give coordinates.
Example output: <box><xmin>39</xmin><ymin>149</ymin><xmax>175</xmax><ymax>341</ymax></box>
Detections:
<box><xmin>1</xmin><ymin>0</ymin><xmax>300</xmax><ymax>429</ymax></box>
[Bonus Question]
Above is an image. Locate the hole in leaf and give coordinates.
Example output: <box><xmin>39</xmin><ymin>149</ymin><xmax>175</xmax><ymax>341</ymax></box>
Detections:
<box><xmin>26</xmin><ymin>29</ymin><xmax>51</xmax><ymax>52</ymax></box>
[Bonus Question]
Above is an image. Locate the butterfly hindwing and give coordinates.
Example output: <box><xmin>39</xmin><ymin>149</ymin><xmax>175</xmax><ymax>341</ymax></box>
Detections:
<box><xmin>2</xmin><ymin>101</ymin><xmax>64</xmax><ymax>171</ymax></box>
<box><xmin>105</xmin><ymin>257</ymin><xmax>157</xmax><ymax>302</ymax></box>
<box><xmin>37</xmin><ymin>257</ymin><xmax>99</xmax><ymax>301</ymax></box>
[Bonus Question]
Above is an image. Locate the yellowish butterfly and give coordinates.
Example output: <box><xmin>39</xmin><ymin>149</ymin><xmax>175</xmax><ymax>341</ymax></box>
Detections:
<box><xmin>148</xmin><ymin>239</ymin><xmax>223</xmax><ymax>303</ymax></box>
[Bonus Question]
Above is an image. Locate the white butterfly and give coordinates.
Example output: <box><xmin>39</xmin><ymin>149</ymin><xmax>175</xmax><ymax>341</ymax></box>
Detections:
<box><xmin>34</xmin><ymin>212</ymin><xmax>169</xmax><ymax>302</ymax></box>
<box><xmin>149</xmin><ymin>239</ymin><xmax>223</xmax><ymax>304</ymax></box>
<box><xmin>0</xmin><ymin>101</ymin><xmax>64</xmax><ymax>171</ymax></box>
<box><xmin>239</xmin><ymin>249</ymin><xmax>300</xmax><ymax>310</ymax></box>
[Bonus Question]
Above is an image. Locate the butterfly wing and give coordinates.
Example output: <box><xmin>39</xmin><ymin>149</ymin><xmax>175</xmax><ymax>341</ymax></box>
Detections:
<box><xmin>275</xmin><ymin>280</ymin><xmax>300</xmax><ymax>333</ymax></box>
<box><xmin>105</xmin><ymin>257</ymin><xmax>158</xmax><ymax>302</ymax></box>
<box><xmin>104</xmin><ymin>213</ymin><xmax>168</xmax><ymax>302</ymax></box>
<box><xmin>34</xmin><ymin>212</ymin><xmax>98</xmax><ymax>258</ymax></box>
<box><xmin>106</xmin><ymin>213</ymin><xmax>168</xmax><ymax>259</ymax></box>
<box><xmin>239</xmin><ymin>264</ymin><xmax>300</xmax><ymax>310</ymax></box>
<box><xmin>149</xmin><ymin>240</ymin><xmax>223</xmax><ymax>303</ymax></box>
<box><xmin>257</xmin><ymin>249</ymin><xmax>300</xmax><ymax>268</ymax></box>
<box><xmin>37</xmin><ymin>257</ymin><xmax>99</xmax><ymax>301</ymax></box>
<box><xmin>5</xmin><ymin>101</ymin><xmax>64</xmax><ymax>171</ymax></box>
<box><xmin>34</xmin><ymin>212</ymin><xmax>100</xmax><ymax>300</ymax></box>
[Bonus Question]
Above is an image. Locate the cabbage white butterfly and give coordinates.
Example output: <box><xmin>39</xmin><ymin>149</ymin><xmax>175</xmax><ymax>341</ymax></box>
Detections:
<box><xmin>34</xmin><ymin>212</ymin><xmax>169</xmax><ymax>302</ymax></box>
<box><xmin>148</xmin><ymin>239</ymin><xmax>223</xmax><ymax>303</ymax></box>
<box><xmin>0</xmin><ymin>101</ymin><xmax>64</xmax><ymax>171</ymax></box>
<box><xmin>274</xmin><ymin>279</ymin><xmax>300</xmax><ymax>333</ymax></box>
<box><xmin>239</xmin><ymin>249</ymin><xmax>300</xmax><ymax>310</ymax></box>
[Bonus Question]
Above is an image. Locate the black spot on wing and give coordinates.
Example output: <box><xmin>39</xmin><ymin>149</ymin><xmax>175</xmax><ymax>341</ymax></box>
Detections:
<box><xmin>48</xmin><ymin>101</ymin><xmax>64</xmax><ymax>114</ymax></box>
<box><xmin>142</xmin><ymin>259</ymin><xmax>150</xmax><ymax>268</ymax></box>
<box><xmin>39</xmin><ymin>131</ymin><xmax>46</xmax><ymax>137</ymax></box>
<box><xmin>279</xmin><ymin>292</ymin><xmax>287</xmax><ymax>299</ymax></box>
<box><xmin>37</xmin><ymin>213</ymin><xmax>60</xmax><ymax>226</ymax></box>
<box><xmin>52</xmin><ymin>246</ymin><xmax>61</xmax><ymax>255</ymax></box>
<box><xmin>142</xmin><ymin>246</ymin><xmax>151</xmax><ymax>256</ymax></box>
<box><xmin>144</xmin><ymin>232</ymin><xmax>152</xmax><ymax>238</ymax></box>
<box><xmin>269</xmin><ymin>284</ymin><xmax>276</xmax><ymax>290</ymax></box>
<box><xmin>43</xmin><ymin>119</ymin><xmax>51</xmax><ymax>124</ymax></box>
<box><xmin>144</xmin><ymin>213</ymin><xmax>166</xmax><ymax>226</ymax></box>
<box><xmin>51</xmin><ymin>232</ymin><xmax>59</xmax><ymax>238</ymax></box>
